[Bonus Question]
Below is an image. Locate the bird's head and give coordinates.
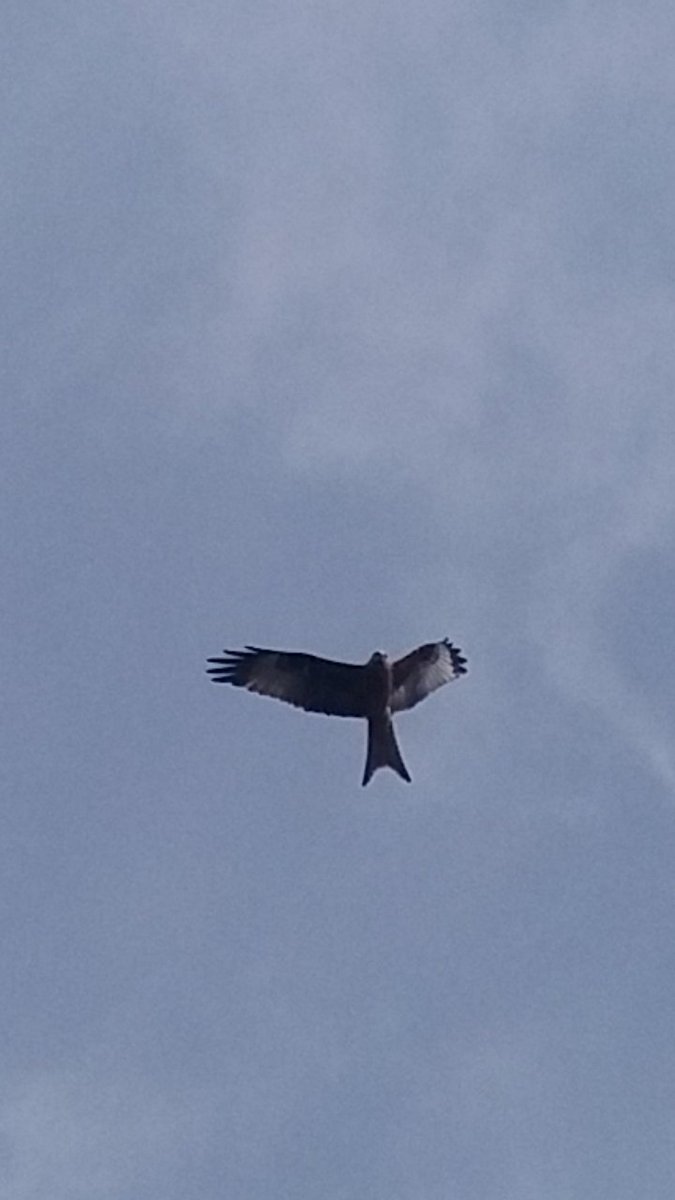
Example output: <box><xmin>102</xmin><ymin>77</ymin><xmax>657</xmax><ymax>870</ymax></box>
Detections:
<box><xmin>369</xmin><ymin>651</ymin><xmax>387</xmax><ymax>663</ymax></box>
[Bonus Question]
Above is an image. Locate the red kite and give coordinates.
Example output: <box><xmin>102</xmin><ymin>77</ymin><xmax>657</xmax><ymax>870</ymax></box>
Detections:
<box><xmin>206</xmin><ymin>638</ymin><xmax>467</xmax><ymax>785</ymax></box>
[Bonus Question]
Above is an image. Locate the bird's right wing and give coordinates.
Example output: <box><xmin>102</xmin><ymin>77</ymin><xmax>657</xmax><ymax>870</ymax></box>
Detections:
<box><xmin>206</xmin><ymin>646</ymin><xmax>371</xmax><ymax>717</ymax></box>
<box><xmin>390</xmin><ymin>639</ymin><xmax>467</xmax><ymax>713</ymax></box>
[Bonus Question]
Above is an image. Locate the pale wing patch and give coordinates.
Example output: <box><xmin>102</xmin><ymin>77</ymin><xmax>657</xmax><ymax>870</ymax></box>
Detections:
<box><xmin>246</xmin><ymin>654</ymin><xmax>294</xmax><ymax>698</ymax></box>
<box><xmin>390</xmin><ymin>640</ymin><xmax>467</xmax><ymax>713</ymax></box>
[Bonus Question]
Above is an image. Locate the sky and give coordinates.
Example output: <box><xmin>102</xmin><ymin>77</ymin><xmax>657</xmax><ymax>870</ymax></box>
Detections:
<box><xmin>4</xmin><ymin>1</ymin><xmax>675</xmax><ymax>1197</ymax></box>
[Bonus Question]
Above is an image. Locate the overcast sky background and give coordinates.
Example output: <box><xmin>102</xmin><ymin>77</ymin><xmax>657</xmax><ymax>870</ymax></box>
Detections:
<box><xmin>4</xmin><ymin>2</ymin><xmax>675</xmax><ymax>1197</ymax></box>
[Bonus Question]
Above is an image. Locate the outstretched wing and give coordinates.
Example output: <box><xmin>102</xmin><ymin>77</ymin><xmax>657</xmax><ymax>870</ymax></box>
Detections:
<box><xmin>206</xmin><ymin>646</ymin><xmax>371</xmax><ymax>717</ymax></box>
<box><xmin>390</xmin><ymin>639</ymin><xmax>467</xmax><ymax>713</ymax></box>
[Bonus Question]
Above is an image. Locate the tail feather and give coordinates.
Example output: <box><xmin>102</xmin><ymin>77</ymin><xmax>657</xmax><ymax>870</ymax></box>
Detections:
<box><xmin>362</xmin><ymin>717</ymin><xmax>411</xmax><ymax>786</ymax></box>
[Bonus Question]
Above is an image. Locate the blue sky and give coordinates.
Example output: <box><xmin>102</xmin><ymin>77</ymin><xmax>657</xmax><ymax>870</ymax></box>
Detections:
<box><xmin>4</xmin><ymin>2</ymin><xmax>675</xmax><ymax>1197</ymax></box>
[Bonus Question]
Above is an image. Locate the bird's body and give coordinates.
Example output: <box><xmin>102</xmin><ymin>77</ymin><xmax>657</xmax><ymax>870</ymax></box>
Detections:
<box><xmin>207</xmin><ymin>639</ymin><xmax>467</xmax><ymax>785</ymax></box>
<box><xmin>358</xmin><ymin>651</ymin><xmax>407</xmax><ymax>786</ymax></box>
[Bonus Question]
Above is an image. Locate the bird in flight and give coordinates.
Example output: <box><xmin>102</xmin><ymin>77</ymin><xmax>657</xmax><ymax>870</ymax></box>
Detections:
<box><xmin>206</xmin><ymin>638</ymin><xmax>467</xmax><ymax>785</ymax></box>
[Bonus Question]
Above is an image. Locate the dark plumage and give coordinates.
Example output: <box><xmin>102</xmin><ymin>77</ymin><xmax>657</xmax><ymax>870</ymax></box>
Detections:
<box><xmin>207</xmin><ymin>639</ymin><xmax>467</xmax><ymax>785</ymax></box>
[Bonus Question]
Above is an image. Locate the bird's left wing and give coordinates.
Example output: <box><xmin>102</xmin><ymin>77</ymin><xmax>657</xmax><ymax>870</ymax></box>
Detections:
<box><xmin>206</xmin><ymin>646</ymin><xmax>370</xmax><ymax>717</ymax></box>
<box><xmin>389</xmin><ymin>639</ymin><xmax>467</xmax><ymax>713</ymax></box>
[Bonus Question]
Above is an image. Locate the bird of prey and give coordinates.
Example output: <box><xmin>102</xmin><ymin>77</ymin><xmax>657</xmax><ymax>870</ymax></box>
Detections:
<box><xmin>206</xmin><ymin>638</ymin><xmax>467</xmax><ymax>785</ymax></box>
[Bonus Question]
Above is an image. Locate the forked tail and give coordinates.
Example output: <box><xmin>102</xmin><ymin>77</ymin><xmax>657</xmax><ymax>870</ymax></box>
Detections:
<box><xmin>362</xmin><ymin>717</ymin><xmax>412</xmax><ymax>786</ymax></box>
